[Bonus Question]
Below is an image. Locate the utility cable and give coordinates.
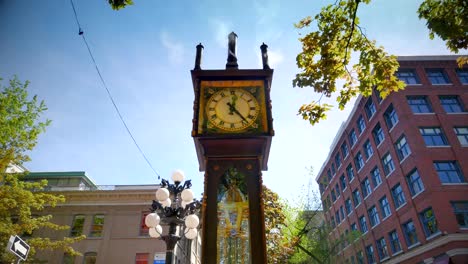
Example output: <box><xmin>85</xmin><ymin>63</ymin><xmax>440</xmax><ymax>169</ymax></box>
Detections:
<box><xmin>69</xmin><ymin>0</ymin><xmax>161</xmax><ymax>180</ymax></box>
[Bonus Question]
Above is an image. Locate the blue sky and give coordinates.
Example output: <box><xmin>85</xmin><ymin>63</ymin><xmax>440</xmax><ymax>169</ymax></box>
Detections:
<box><xmin>0</xmin><ymin>0</ymin><xmax>452</xmax><ymax>200</ymax></box>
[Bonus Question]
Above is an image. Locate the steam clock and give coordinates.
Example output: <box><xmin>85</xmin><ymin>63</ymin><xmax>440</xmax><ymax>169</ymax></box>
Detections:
<box><xmin>191</xmin><ymin>33</ymin><xmax>274</xmax><ymax>264</ymax></box>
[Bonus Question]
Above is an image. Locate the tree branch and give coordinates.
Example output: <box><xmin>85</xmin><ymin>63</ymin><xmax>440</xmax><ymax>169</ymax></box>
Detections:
<box><xmin>297</xmin><ymin>243</ymin><xmax>324</xmax><ymax>264</ymax></box>
<box><xmin>343</xmin><ymin>0</ymin><xmax>361</xmax><ymax>65</ymax></box>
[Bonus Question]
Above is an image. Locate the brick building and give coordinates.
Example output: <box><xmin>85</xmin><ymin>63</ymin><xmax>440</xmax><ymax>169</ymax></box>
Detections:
<box><xmin>316</xmin><ymin>56</ymin><xmax>468</xmax><ymax>264</ymax></box>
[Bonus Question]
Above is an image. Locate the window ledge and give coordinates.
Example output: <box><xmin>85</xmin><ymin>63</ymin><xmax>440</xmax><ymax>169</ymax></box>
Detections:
<box><xmin>426</xmin><ymin>145</ymin><xmax>451</xmax><ymax>148</ymax></box>
<box><xmin>392</xmin><ymin>250</ymin><xmax>403</xmax><ymax>257</ymax></box>
<box><xmin>380</xmin><ymin>256</ymin><xmax>390</xmax><ymax>262</ymax></box>
<box><xmin>388</xmin><ymin>122</ymin><xmax>399</xmax><ymax>133</ymax></box>
<box><xmin>426</xmin><ymin>231</ymin><xmax>442</xmax><ymax>241</ymax></box>
<box><xmin>396</xmin><ymin>203</ymin><xmax>407</xmax><ymax>211</ymax></box>
<box><xmin>366</xmin><ymin>155</ymin><xmax>374</xmax><ymax>162</ymax></box>
<box><xmin>407</xmin><ymin>242</ymin><xmax>421</xmax><ymax>250</ymax></box>
<box><xmin>86</xmin><ymin>237</ymin><xmax>103</xmax><ymax>240</ymax></box>
<box><xmin>356</xmin><ymin>203</ymin><xmax>362</xmax><ymax>209</ymax></box>
<box><xmin>399</xmin><ymin>155</ymin><xmax>411</xmax><ymax>164</ymax></box>
<box><xmin>382</xmin><ymin>215</ymin><xmax>392</xmax><ymax>222</ymax></box>
<box><xmin>405</xmin><ymin>84</ymin><xmax>422</xmax><ymax>86</ymax></box>
<box><xmin>441</xmin><ymin>182</ymin><xmax>468</xmax><ymax>186</ymax></box>
<box><xmin>413</xmin><ymin>112</ymin><xmax>435</xmax><ymax>115</ymax></box>
<box><xmin>386</xmin><ymin>170</ymin><xmax>395</xmax><ymax>178</ymax></box>
<box><xmin>446</xmin><ymin>112</ymin><xmax>468</xmax><ymax>115</ymax></box>
<box><xmin>374</xmin><ymin>183</ymin><xmax>382</xmax><ymax>191</ymax></box>
<box><xmin>376</xmin><ymin>140</ymin><xmax>385</xmax><ymax>149</ymax></box>
<box><xmin>411</xmin><ymin>190</ymin><xmax>424</xmax><ymax>199</ymax></box>
<box><xmin>431</xmin><ymin>83</ymin><xmax>453</xmax><ymax>86</ymax></box>
<box><xmin>349</xmin><ymin>178</ymin><xmax>355</xmax><ymax>184</ymax></box>
<box><xmin>371</xmin><ymin>222</ymin><xmax>380</xmax><ymax>230</ymax></box>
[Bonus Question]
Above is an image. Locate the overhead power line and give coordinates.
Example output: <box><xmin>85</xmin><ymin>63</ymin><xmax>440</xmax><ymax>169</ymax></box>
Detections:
<box><xmin>69</xmin><ymin>0</ymin><xmax>161</xmax><ymax>180</ymax></box>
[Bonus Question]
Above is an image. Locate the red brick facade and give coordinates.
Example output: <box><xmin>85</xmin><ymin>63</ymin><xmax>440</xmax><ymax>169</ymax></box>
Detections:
<box><xmin>317</xmin><ymin>56</ymin><xmax>468</xmax><ymax>264</ymax></box>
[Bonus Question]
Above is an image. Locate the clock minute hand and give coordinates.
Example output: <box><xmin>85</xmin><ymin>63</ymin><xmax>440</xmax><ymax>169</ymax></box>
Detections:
<box><xmin>227</xmin><ymin>102</ymin><xmax>248</xmax><ymax>123</ymax></box>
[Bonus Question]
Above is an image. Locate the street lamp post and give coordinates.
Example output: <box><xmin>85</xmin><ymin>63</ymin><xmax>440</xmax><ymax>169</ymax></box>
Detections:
<box><xmin>145</xmin><ymin>170</ymin><xmax>201</xmax><ymax>264</ymax></box>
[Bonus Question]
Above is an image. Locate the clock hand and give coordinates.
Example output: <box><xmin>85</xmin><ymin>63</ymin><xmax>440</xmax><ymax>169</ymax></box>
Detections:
<box><xmin>227</xmin><ymin>102</ymin><xmax>249</xmax><ymax>123</ymax></box>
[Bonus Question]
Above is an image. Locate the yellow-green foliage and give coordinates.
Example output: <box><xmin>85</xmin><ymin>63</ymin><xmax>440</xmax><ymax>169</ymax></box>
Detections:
<box><xmin>0</xmin><ymin>76</ymin><xmax>85</xmax><ymax>263</ymax></box>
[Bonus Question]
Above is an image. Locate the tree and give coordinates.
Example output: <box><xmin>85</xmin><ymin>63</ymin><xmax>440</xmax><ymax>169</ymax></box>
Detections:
<box><xmin>108</xmin><ymin>0</ymin><xmax>134</xmax><ymax>10</ymax></box>
<box><xmin>294</xmin><ymin>0</ymin><xmax>467</xmax><ymax>125</ymax></box>
<box><xmin>0</xmin><ymin>76</ymin><xmax>84</xmax><ymax>263</ymax></box>
<box><xmin>263</xmin><ymin>185</ymin><xmax>295</xmax><ymax>263</ymax></box>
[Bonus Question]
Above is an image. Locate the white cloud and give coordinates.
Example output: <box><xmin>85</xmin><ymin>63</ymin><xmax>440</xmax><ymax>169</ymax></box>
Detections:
<box><xmin>211</xmin><ymin>20</ymin><xmax>231</xmax><ymax>48</ymax></box>
<box><xmin>160</xmin><ymin>31</ymin><xmax>184</xmax><ymax>65</ymax></box>
<box><xmin>256</xmin><ymin>47</ymin><xmax>284</xmax><ymax>68</ymax></box>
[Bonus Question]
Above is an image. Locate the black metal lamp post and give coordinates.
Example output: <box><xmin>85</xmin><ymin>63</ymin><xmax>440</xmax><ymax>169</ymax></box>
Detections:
<box><xmin>145</xmin><ymin>170</ymin><xmax>201</xmax><ymax>264</ymax></box>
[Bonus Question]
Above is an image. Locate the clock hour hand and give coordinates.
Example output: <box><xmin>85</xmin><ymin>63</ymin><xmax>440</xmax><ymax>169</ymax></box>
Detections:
<box><xmin>227</xmin><ymin>102</ymin><xmax>248</xmax><ymax>123</ymax></box>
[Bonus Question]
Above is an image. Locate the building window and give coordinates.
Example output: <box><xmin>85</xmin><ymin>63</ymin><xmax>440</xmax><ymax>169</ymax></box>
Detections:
<box><xmin>327</xmin><ymin>169</ymin><xmax>332</xmax><ymax>182</ymax></box>
<box><xmin>345</xmin><ymin>198</ymin><xmax>353</xmax><ymax>215</ymax></box>
<box><xmin>341</xmin><ymin>142</ymin><xmax>350</xmax><ymax>158</ymax></box>
<box><xmin>63</xmin><ymin>254</ymin><xmax>74</xmax><ymax>264</ymax></box>
<box><xmin>359</xmin><ymin>215</ymin><xmax>368</xmax><ymax>233</ymax></box>
<box><xmin>452</xmin><ymin>201</ymin><xmax>468</xmax><ymax>228</ymax></box>
<box><xmin>420</xmin><ymin>127</ymin><xmax>449</xmax><ymax>146</ymax></box>
<box><xmin>140</xmin><ymin>211</ymin><xmax>151</xmax><ymax>236</ymax></box>
<box><xmin>381</xmin><ymin>153</ymin><xmax>395</xmax><ymax>175</ymax></box>
<box><xmin>372</xmin><ymin>123</ymin><xmax>385</xmax><ymax>146</ymax></box>
<box><xmin>353</xmin><ymin>189</ymin><xmax>362</xmax><ymax>207</ymax></box>
<box><xmin>371</xmin><ymin>167</ymin><xmax>382</xmax><ymax>188</ymax></box>
<box><xmin>361</xmin><ymin>178</ymin><xmax>372</xmax><ymax>198</ymax></box>
<box><xmin>384</xmin><ymin>104</ymin><xmax>399</xmax><ymax>130</ymax></box>
<box><xmin>365</xmin><ymin>98</ymin><xmax>377</xmax><ymax>119</ymax></box>
<box><xmin>426</xmin><ymin>69</ymin><xmax>450</xmax><ymax>84</ymax></box>
<box><xmin>135</xmin><ymin>253</ymin><xmax>149</xmax><ymax>264</ymax></box>
<box><xmin>349</xmin><ymin>129</ymin><xmax>358</xmax><ymax>147</ymax></box>
<box><xmin>335</xmin><ymin>183</ymin><xmax>341</xmax><ymax>197</ymax></box>
<box><xmin>335</xmin><ymin>153</ymin><xmax>342</xmax><ymax>168</ymax></box>
<box><xmin>351</xmin><ymin>222</ymin><xmax>358</xmax><ymax>231</ymax></box>
<box><xmin>379</xmin><ymin>196</ymin><xmax>391</xmax><ymax>219</ymax></box>
<box><xmin>454</xmin><ymin>127</ymin><xmax>468</xmax><ymax>146</ymax></box>
<box><xmin>355</xmin><ymin>152</ymin><xmax>365</xmax><ymax>171</ymax></box>
<box><xmin>340</xmin><ymin>174</ymin><xmax>347</xmax><ymax>190</ymax></box>
<box><xmin>83</xmin><ymin>252</ymin><xmax>97</xmax><ymax>264</ymax></box>
<box><xmin>365</xmin><ymin>244</ymin><xmax>376</xmax><ymax>264</ymax></box>
<box><xmin>388</xmin><ymin>230</ymin><xmax>402</xmax><ymax>253</ymax></box>
<box><xmin>331</xmin><ymin>189</ymin><xmax>337</xmax><ymax>202</ymax></box>
<box><xmin>402</xmin><ymin>220</ymin><xmax>419</xmax><ymax>247</ymax></box>
<box><xmin>89</xmin><ymin>214</ymin><xmax>104</xmax><ymax>237</ymax></box>
<box><xmin>335</xmin><ymin>211</ymin><xmax>341</xmax><ymax>224</ymax></box>
<box><xmin>357</xmin><ymin>115</ymin><xmax>366</xmax><ymax>134</ymax></box>
<box><xmin>406</xmin><ymin>169</ymin><xmax>425</xmax><ymax>196</ymax></box>
<box><xmin>440</xmin><ymin>95</ymin><xmax>464</xmax><ymax>113</ymax></box>
<box><xmin>434</xmin><ymin>161</ymin><xmax>465</xmax><ymax>183</ymax></box>
<box><xmin>346</xmin><ymin>164</ymin><xmax>355</xmax><ymax>182</ymax></box>
<box><xmin>395</xmin><ymin>135</ymin><xmax>411</xmax><ymax>161</ymax></box>
<box><xmin>407</xmin><ymin>96</ymin><xmax>433</xmax><ymax>113</ymax></box>
<box><xmin>331</xmin><ymin>216</ymin><xmax>336</xmax><ymax>228</ymax></box>
<box><xmin>391</xmin><ymin>184</ymin><xmax>406</xmax><ymax>208</ymax></box>
<box><xmin>456</xmin><ymin>69</ymin><xmax>468</xmax><ymax>84</ymax></box>
<box><xmin>70</xmin><ymin>215</ymin><xmax>85</xmax><ymax>237</ymax></box>
<box><xmin>376</xmin><ymin>237</ymin><xmax>389</xmax><ymax>260</ymax></box>
<box><xmin>368</xmin><ymin>206</ymin><xmax>380</xmax><ymax>227</ymax></box>
<box><xmin>340</xmin><ymin>206</ymin><xmax>345</xmax><ymax>221</ymax></box>
<box><xmin>397</xmin><ymin>69</ymin><xmax>420</xmax><ymax>84</ymax></box>
<box><xmin>331</xmin><ymin>163</ymin><xmax>336</xmax><ymax>175</ymax></box>
<box><xmin>363</xmin><ymin>140</ymin><xmax>374</xmax><ymax>160</ymax></box>
<box><xmin>357</xmin><ymin>251</ymin><xmax>364</xmax><ymax>264</ymax></box>
<box><xmin>419</xmin><ymin>207</ymin><xmax>439</xmax><ymax>237</ymax></box>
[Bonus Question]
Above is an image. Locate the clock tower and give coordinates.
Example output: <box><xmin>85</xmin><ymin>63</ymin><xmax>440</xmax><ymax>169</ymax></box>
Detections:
<box><xmin>191</xmin><ymin>33</ymin><xmax>274</xmax><ymax>264</ymax></box>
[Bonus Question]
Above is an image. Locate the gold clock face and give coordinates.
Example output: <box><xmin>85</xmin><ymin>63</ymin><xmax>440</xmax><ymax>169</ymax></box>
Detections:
<box><xmin>206</xmin><ymin>89</ymin><xmax>260</xmax><ymax>131</ymax></box>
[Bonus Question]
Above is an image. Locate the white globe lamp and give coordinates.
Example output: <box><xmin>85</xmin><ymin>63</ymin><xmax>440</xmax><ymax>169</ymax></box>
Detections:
<box><xmin>145</xmin><ymin>213</ymin><xmax>160</xmax><ymax>228</ymax></box>
<box><xmin>185</xmin><ymin>228</ymin><xmax>198</xmax><ymax>240</ymax></box>
<box><xmin>149</xmin><ymin>225</ymin><xmax>163</xmax><ymax>238</ymax></box>
<box><xmin>156</xmin><ymin>188</ymin><xmax>169</xmax><ymax>201</ymax></box>
<box><xmin>181</xmin><ymin>189</ymin><xmax>194</xmax><ymax>201</ymax></box>
<box><xmin>171</xmin><ymin>170</ymin><xmax>185</xmax><ymax>183</ymax></box>
<box><xmin>185</xmin><ymin>214</ymin><xmax>200</xmax><ymax>229</ymax></box>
